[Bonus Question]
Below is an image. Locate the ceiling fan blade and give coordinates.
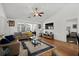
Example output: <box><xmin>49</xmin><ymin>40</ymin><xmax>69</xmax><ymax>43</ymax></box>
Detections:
<box><xmin>32</xmin><ymin>7</ymin><xmax>44</xmax><ymax>17</ymax></box>
<box><xmin>38</xmin><ymin>13</ymin><xmax>42</xmax><ymax>17</ymax></box>
<box><xmin>33</xmin><ymin>14</ymin><xmax>36</xmax><ymax>17</ymax></box>
<box><xmin>39</xmin><ymin>12</ymin><xmax>44</xmax><ymax>14</ymax></box>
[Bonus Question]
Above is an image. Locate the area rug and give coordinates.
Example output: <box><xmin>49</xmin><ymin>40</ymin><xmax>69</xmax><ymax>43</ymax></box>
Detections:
<box><xmin>21</xmin><ymin>40</ymin><xmax>54</xmax><ymax>56</ymax></box>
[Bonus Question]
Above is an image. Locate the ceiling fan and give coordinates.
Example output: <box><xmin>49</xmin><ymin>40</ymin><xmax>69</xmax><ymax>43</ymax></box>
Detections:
<box><xmin>32</xmin><ymin>8</ymin><xmax>44</xmax><ymax>17</ymax></box>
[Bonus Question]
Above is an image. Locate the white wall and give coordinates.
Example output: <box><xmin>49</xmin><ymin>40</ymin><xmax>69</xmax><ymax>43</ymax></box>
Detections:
<box><xmin>77</xmin><ymin>17</ymin><xmax>79</xmax><ymax>34</ymax></box>
<box><xmin>0</xmin><ymin>17</ymin><xmax>5</xmax><ymax>34</ymax></box>
<box><xmin>43</xmin><ymin>4</ymin><xmax>79</xmax><ymax>42</ymax></box>
<box><xmin>6</xmin><ymin>19</ymin><xmax>30</xmax><ymax>35</ymax></box>
<box><xmin>5</xmin><ymin>18</ymin><xmax>42</xmax><ymax>35</ymax></box>
<box><xmin>43</xmin><ymin>15</ymin><xmax>67</xmax><ymax>42</ymax></box>
<box><xmin>0</xmin><ymin>4</ymin><xmax>7</xmax><ymax>35</ymax></box>
<box><xmin>0</xmin><ymin>4</ymin><xmax>6</xmax><ymax>17</ymax></box>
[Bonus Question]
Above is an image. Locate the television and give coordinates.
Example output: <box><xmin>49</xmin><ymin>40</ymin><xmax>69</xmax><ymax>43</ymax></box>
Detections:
<box><xmin>45</xmin><ymin>22</ymin><xmax>54</xmax><ymax>29</ymax></box>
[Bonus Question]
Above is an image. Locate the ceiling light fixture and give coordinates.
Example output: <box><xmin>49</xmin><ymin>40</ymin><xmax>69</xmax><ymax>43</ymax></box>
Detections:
<box><xmin>32</xmin><ymin>8</ymin><xmax>44</xmax><ymax>17</ymax></box>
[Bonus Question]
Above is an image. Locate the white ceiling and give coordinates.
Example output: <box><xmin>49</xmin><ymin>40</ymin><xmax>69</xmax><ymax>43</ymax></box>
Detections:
<box><xmin>2</xmin><ymin>3</ymin><xmax>67</xmax><ymax>22</ymax></box>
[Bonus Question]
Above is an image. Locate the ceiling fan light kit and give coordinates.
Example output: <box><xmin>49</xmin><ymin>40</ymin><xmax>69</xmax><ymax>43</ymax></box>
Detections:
<box><xmin>33</xmin><ymin>8</ymin><xmax>44</xmax><ymax>17</ymax></box>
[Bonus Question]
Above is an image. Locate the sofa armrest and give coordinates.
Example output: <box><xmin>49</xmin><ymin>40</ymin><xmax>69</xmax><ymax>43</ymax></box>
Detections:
<box><xmin>8</xmin><ymin>41</ymin><xmax>20</xmax><ymax>55</ymax></box>
<box><xmin>0</xmin><ymin>41</ymin><xmax>20</xmax><ymax>56</ymax></box>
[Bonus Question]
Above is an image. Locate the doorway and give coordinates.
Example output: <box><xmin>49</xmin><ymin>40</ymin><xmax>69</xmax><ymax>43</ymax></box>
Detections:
<box><xmin>66</xmin><ymin>18</ymin><xmax>78</xmax><ymax>45</ymax></box>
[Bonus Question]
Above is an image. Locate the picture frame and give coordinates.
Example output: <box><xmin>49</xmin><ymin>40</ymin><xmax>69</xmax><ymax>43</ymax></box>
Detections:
<box><xmin>38</xmin><ymin>24</ymin><xmax>41</xmax><ymax>29</ymax></box>
<box><xmin>8</xmin><ymin>20</ymin><xmax>15</xmax><ymax>27</ymax></box>
<box><xmin>73</xmin><ymin>24</ymin><xmax>77</xmax><ymax>29</ymax></box>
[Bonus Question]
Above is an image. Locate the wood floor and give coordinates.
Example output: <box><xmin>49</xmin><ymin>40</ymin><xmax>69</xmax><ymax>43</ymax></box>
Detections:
<box><xmin>39</xmin><ymin>37</ymin><xmax>79</xmax><ymax>56</ymax></box>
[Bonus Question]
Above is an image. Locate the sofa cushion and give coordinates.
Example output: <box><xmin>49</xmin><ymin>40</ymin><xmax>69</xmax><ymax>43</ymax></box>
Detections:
<box><xmin>5</xmin><ymin>35</ymin><xmax>15</xmax><ymax>41</ymax></box>
<box><xmin>23</xmin><ymin>32</ymin><xmax>32</xmax><ymax>37</ymax></box>
<box><xmin>0</xmin><ymin>38</ymin><xmax>10</xmax><ymax>44</ymax></box>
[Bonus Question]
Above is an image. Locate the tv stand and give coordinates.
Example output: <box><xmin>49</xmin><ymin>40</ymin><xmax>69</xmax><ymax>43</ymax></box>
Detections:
<box><xmin>42</xmin><ymin>34</ymin><xmax>54</xmax><ymax>39</ymax></box>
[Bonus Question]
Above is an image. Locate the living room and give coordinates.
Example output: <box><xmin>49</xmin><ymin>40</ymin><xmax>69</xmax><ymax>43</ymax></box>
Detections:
<box><xmin>0</xmin><ymin>3</ymin><xmax>79</xmax><ymax>56</ymax></box>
